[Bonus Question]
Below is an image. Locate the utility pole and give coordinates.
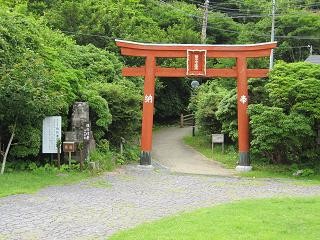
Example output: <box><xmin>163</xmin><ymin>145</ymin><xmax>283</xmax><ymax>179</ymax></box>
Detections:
<box><xmin>201</xmin><ymin>0</ymin><xmax>209</xmax><ymax>44</ymax></box>
<box><xmin>269</xmin><ymin>0</ymin><xmax>276</xmax><ymax>69</ymax></box>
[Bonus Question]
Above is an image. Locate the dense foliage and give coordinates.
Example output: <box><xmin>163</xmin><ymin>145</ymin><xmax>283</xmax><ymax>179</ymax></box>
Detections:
<box><xmin>0</xmin><ymin>8</ymin><xmax>141</xmax><ymax>171</ymax></box>
<box><xmin>191</xmin><ymin>62</ymin><xmax>320</xmax><ymax>166</ymax></box>
<box><xmin>22</xmin><ymin>0</ymin><xmax>319</xmax><ymax>121</ymax></box>
<box><xmin>0</xmin><ymin>0</ymin><xmax>319</xmax><ymax>171</ymax></box>
<box><xmin>249</xmin><ymin>62</ymin><xmax>320</xmax><ymax>165</ymax></box>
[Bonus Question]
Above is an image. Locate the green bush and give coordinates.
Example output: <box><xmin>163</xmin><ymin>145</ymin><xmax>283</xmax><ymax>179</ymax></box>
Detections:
<box><xmin>248</xmin><ymin>62</ymin><xmax>320</xmax><ymax>165</ymax></box>
<box><xmin>0</xmin><ymin>7</ymin><xmax>141</xmax><ymax>173</ymax></box>
<box><xmin>123</xmin><ymin>144</ymin><xmax>140</xmax><ymax>163</ymax></box>
<box><xmin>189</xmin><ymin>81</ymin><xmax>229</xmax><ymax>135</ymax></box>
<box><xmin>300</xmin><ymin>169</ymin><xmax>315</xmax><ymax>177</ymax></box>
<box><xmin>191</xmin><ymin>62</ymin><xmax>320</xmax><ymax>168</ymax></box>
<box><xmin>215</xmin><ymin>89</ymin><xmax>238</xmax><ymax>141</ymax></box>
<box><xmin>248</xmin><ymin>104</ymin><xmax>313</xmax><ymax>164</ymax></box>
<box><xmin>89</xmin><ymin>150</ymin><xmax>114</xmax><ymax>171</ymax></box>
<box><xmin>90</xmin><ymin>82</ymin><xmax>142</xmax><ymax>144</ymax></box>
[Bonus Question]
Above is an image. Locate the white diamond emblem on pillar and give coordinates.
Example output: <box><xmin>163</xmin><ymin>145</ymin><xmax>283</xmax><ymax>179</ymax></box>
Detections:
<box><xmin>239</xmin><ymin>95</ymin><xmax>248</xmax><ymax>104</ymax></box>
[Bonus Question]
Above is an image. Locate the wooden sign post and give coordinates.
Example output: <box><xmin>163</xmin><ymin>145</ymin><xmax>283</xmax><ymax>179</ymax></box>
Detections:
<box><xmin>63</xmin><ymin>142</ymin><xmax>75</xmax><ymax>167</ymax></box>
<box><xmin>116</xmin><ymin>40</ymin><xmax>276</xmax><ymax>171</ymax></box>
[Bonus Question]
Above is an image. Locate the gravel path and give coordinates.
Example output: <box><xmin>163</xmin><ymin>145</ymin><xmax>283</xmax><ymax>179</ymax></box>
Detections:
<box><xmin>1</xmin><ymin>127</ymin><xmax>320</xmax><ymax>239</ymax></box>
<box><xmin>0</xmin><ymin>165</ymin><xmax>320</xmax><ymax>240</ymax></box>
<box><xmin>152</xmin><ymin>126</ymin><xmax>235</xmax><ymax>176</ymax></box>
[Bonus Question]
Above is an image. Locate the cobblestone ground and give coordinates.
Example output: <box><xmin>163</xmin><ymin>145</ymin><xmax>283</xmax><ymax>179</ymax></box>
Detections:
<box><xmin>1</xmin><ymin>165</ymin><xmax>320</xmax><ymax>240</ymax></box>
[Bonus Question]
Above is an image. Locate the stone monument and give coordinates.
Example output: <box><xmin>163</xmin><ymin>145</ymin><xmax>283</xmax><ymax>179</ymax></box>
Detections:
<box><xmin>65</xmin><ymin>102</ymin><xmax>96</xmax><ymax>161</ymax></box>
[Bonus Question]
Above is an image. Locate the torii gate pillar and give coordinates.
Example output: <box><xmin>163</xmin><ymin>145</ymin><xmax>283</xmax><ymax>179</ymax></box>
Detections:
<box><xmin>140</xmin><ymin>56</ymin><xmax>156</xmax><ymax>164</ymax></box>
<box><xmin>236</xmin><ymin>57</ymin><xmax>250</xmax><ymax>170</ymax></box>
<box><xmin>116</xmin><ymin>40</ymin><xmax>277</xmax><ymax>171</ymax></box>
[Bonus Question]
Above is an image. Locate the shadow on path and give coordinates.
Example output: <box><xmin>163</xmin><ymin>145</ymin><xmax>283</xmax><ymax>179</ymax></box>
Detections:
<box><xmin>152</xmin><ymin>126</ymin><xmax>235</xmax><ymax>176</ymax></box>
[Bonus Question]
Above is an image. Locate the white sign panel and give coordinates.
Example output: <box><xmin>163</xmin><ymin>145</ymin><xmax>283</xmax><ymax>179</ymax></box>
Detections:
<box><xmin>42</xmin><ymin>116</ymin><xmax>62</xmax><ymax>153</ymax></box>
<box><xmin>212</xmin><ymin>134</ymin><xmax>224</xmax><ymax>143</ymax></box>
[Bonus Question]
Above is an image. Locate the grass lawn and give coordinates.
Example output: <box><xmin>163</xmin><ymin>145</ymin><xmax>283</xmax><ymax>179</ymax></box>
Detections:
<box><xmin>0</xmin><ymin>170</ymin><xmax>92</xmax><ymax>198</ymax></box>
<box><xmin>110</xmin><ymin>197</ymin><xmax>320</xmax><ymax>240</ymax></box>
<box><xmin>183</xmin><ymin>135</ymin><xmax>320</xmax><ymax>183</ymax></box>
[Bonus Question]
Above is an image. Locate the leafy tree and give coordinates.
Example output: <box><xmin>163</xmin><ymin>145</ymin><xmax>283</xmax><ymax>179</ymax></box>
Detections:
<box><xmin>248</xmin><ymin>104</ymin><xmax>313</xmax><ymax>164</ymax></box>
<box><xmin>87</xmin><ymin>81</ymin><xmax>142</xmax><ymax>145</ymax></box>
<box><xmin>191</xmin><ymin>62</ymin><xmax>320</xmax><ymax>166</ymax></box>
<box><xmin>189</xmin><ymin>81</ymin><xmax>229</xmax><ymax>134</ymax></box>
<box><xmin>267</xmin><ymin>61</ymin><xmax>320</xmax><ymax>120</ymax></box>
<box><xmin>248</xmin><ymin>62</ymin><xmax>320</xmax><ymax>165</ymax></box>
<box><xmin>238</xmin><ymin>8</ymin><xmax>320</xmax><ymax>62</ymax></box>
<box><xmin>2</xmin><ymin>0</ymin><xmax>319</xmax><ymax>171</ymax></box>
<box><xmin>0</xmin><ymin>6</ymin><xmax>140</xmax><ymax>172</ymax></box>
<box><xmin>215</xmin><ymin>88</ymin><xmax>238</xmax><ymax>141</ymax></box>
<box><xmin>0</xmin><ymin>51</ymin><xmax>62</xmax><ymax>173</ymax></box>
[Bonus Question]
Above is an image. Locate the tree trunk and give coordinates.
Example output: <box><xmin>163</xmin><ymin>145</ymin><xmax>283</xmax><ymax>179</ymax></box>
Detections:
<box><xmin>1</xmin><ymin>126</ymin><xmax>15</xmax><ymax>175</ymax></box>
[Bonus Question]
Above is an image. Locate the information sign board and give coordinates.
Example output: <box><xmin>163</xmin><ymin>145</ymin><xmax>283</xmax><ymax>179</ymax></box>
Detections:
<box><xmin>212</xmin><ymin>134</ymin><xmax>224</xmax><ymax>153</ymax></box>
<box><xmin>212</xmin><ymin>134</ymin><xmax>224</xmax><ymax>143</ymax></box>
<box><xmin>42</xmin><ymin>116</ymin><xmax>61</xmax><ymax>153</ymax></box>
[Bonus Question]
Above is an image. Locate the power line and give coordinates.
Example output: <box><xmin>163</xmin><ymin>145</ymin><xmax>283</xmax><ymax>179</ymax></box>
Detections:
<box><xmin>61</xmin><ymin>2</ymin><xmax>320</xmax><ymax>42</ymax></box>
<box><xmin>208</xmin><ymin>5</ymin><xmax>261</xmax><ymax>14</ymax></box>
<box><xmin>159</xmin><ymin>1</ymin><xmax>275</xmax><ymax>19</ymax></box>
<box><xmin>208</xmin><ymin>5</ymin><xmax>247</xmax><ymax>12</ymax></box>
<box><xmin>207</xmin><ymin>2</ymin><xmax>320</xmax><ymax>16</ymax></box>
<box><xmin>279</xmin><ymin>45</ymin><xmax>311</xmax><ymax>49</ymax></box>
<box><xmin>60</xmin><ymin>30</ymin><xmax>116</xmax><ymax>40</ymax></box>
<box><xmin>206</xmin><ymin>1</ymin><xmax>320</xmax><ymax>13</ymax></box>
<box><xmin>160</xmin><ymin>0</ymin><xmax>318</xmax><ymax>19</ymax></box>
<box><xmin>60</xmin><ymin>29</ymin><xmax>316</xmax><ymax>51</ymax></box>
<box><xmin>216</xmin><ymin>14</ymin><xmax>276</xmax><ymax>19</ymax></box>
<box><xmin>206</xmin><ymin>0</ymin><xmax>320</xmax><ymax>6</ymax></box>
<box><xmin>159</xmin><ymin>0</ymin><xmax>202</xmax><ymax>18</ymax></box>
<box><xmin>159</xmin><ymin>0</ymin><xmax>320</xmax><ymax>40</ymax></box>
<box><xmin>206</xmin><ymin>23</ymin><xmax>320</xmax><ymax>40</ymax></box>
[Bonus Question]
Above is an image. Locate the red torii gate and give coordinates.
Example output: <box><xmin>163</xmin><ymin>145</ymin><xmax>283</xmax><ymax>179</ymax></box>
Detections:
<box><xmin>116</xmin><ymin>39</ymin><xmax>277</xmax><ymax>171</ymax></box>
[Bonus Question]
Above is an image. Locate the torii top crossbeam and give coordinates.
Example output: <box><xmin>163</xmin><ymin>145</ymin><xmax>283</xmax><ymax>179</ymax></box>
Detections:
<box><xmin>116</xmin><ymin>39</ymin><xmax>276</xmax><ymax>53</ymax></box>
<box><xmin>116</xmin><ymin>39</ymin><xmax>276</xmax><ymax>78</ymax></box>
<box><xmin>116</xmin><ymin>39</ymin><xmax>277</xmax><ymax>170</ymax></box>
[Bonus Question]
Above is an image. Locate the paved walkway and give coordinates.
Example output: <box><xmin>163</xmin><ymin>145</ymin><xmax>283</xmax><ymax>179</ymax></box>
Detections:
<box><xmin>152</xmin><ymin>126</ymin><xmax>234</xmax><ymax>176</ymax></box>
<box><xmin>1</xmin><ymin>127</ymin><xmax>320</xmax><ymax>239</ymax></box>
<box><xmin>1</xmin><ymin>166</ymin><xmax>320</xmax><ymax>240</ymax></box>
